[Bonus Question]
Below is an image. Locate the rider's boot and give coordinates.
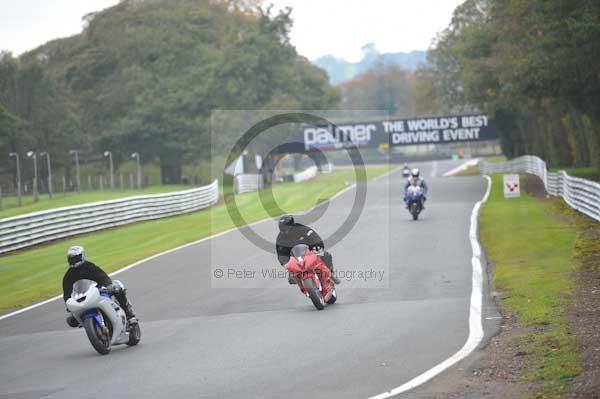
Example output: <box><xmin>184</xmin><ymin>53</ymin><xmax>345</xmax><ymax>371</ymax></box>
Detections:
<box><xmin>321</xmin><ymin>252</ymin><xmax>341</xmax><ymax>284</ymax></box>
<box><xmin>288</xmin><ymin>274</ymin><xmax>296</xmax><ymax>285</ymax></box>
<box><xmin>123</xmin><ymin>301</ymin><xmax>138</xmax><ymax>326</ymax></box>
<box><xmin>329</xmin><ymin>267</ymin><xmax>342</xmax><ymax>284</ymax></box>
<box><xmin>115</xmin><ymin>290</ymin><xmax>137</xmax><ymax>325</ymax></box>
<box><xmin>330</xmin><ymin>268</ymin><xmax>341</xmax><ymax>285</ymax></box>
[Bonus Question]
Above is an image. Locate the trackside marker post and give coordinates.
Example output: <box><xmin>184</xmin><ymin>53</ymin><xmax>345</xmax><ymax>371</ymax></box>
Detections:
<box><xmin>503</xmin><ymin>174</ymin><xmax>520</xmax><ymax>198</ymax></box>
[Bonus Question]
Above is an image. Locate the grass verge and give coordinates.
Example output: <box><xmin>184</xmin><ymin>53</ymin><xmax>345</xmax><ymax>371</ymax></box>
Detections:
<box><xmin>480</xmin><ymin>175</ymin><xmax>582</xmax><ymax>396</ymax></box>
<box><xmin>455</xmin><ymin>155</ymin><xmax>507</xmax><ymax>176</ymax></box>
<box><xmin>0</xmin><ymin>166</ymin><xmax>392</xmax><ymax>313</ymax></box>
<box><xmin>548</xmin><ymin>167</ymin><xmax>600</xmax><ymax>182</ymax></box>
<box><xmin>0</xmin><ymin>185</ymin><xmax>195</xmax><ymax>219</ymax></box>
<box><xmin>455</xmin><ymin>166</ymin><xmax>480</xmax><ymax>176</ymax></box>
<box><xmin>484</xmin><ymin>155</ymin><xmax>508</xmax><ymax>164</ymax></box>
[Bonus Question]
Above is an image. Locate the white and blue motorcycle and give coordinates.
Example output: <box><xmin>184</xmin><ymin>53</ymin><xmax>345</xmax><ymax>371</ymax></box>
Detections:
<box><xmin>405</xmin><ymin>184</ymin><xmax>425</xmax><ymax>221</ymax></box>
<box><xmin>66</xmin><ymin>279</ymin><xmax>141</xmax><ymax>355</ymax></box>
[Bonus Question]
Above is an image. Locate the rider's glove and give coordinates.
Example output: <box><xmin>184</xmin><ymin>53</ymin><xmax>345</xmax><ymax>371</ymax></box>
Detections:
<box><xmin>106</xmin><ymin>283</ymin><xmax>122</xmax><ymax>294</ymax></box>
<box><xmin>278</xmin><ymin>255</ymin><xmax>290</xmax><ymax>267</ymax></box>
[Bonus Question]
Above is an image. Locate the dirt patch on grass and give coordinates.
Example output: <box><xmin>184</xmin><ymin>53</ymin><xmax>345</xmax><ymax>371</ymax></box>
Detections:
<box><xmin>567</xmin><ymin>211</ymin><xmax>600</xmax><ymax>398</ymax></box>
<box><xmin>567</xmin><ymin>267</ymin><xmax>600</xmax><ymax>398</ymax></box>
<box><xmin>523</xmin><ymin>173</ymin><xmax>548</xmax><ymax>199</ymax></box>
<box><xmin>540</xmin><ymin>184</ymin><xmax>600</xmax><ymax>398</ymax></box>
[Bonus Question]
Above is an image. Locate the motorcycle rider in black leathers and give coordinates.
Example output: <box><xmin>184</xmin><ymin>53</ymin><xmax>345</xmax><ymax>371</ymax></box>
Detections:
<box><xmin>63</xmin><ymin>246</ymin><xmax>137</xmax><ymax>327</ymax></box>
<box><xmin>276</xmin><ymin>215</ymin><xmax>341</xmax><ymax>285</ymax></box>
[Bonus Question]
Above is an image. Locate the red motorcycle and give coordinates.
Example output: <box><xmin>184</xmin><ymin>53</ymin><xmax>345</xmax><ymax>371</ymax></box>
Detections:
<box><xmin>286</xmin><ymin>244</ymin><xmax>337</xmax><ymax>310</ymax></box>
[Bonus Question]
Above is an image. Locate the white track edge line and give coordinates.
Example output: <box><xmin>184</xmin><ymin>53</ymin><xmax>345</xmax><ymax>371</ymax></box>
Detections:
<box><xmin>367</xmin><ymin>174</ymin><xmax>492</xmax><ymax>399</ymax></box>
<box><xmin>0</xmin><ymin>169</ymin><xmax>397</xmax><ymax>321</ymax></box>
<box><xmin>431</xmin><ymin>161</ymin><xmax>438</xmax><ymax>178</ymax></box>
<box><xmin>443</xmin><ymin>159</ymin><xmax>480</xmax><ymax>177</ymax></box>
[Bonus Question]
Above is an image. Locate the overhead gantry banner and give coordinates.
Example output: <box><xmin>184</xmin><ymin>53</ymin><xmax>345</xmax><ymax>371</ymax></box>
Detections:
<box><xmin>279</xmin><ymin>114</ymin><xmax>498</xmax><ymax>153</ymax></box>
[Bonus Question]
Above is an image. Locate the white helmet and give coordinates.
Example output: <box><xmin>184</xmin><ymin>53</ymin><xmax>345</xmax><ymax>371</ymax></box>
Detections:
<box><xmin>410</xmin><ymin>168</ymin><xmax>420</xmax><ymax>178</ymax></box>
<box><xmin>67</xmin><ymin>246</ymin><xmax>85</xmax><ymax>268</ymax></box>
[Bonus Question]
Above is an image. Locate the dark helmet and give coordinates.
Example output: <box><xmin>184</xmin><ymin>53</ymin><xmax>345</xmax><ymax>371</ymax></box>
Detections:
<box><xmin>67</xmin><ymin>246</ymin><xmax>85</xmax><ymax>268</ymax></box>
<box><xmin>278</xmin><ymin>215</ymin><xmax>295</xmax><ymax>232</ymax></box>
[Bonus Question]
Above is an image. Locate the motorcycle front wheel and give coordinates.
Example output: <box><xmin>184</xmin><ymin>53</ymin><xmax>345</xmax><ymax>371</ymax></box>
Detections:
<box><xmin>411</xmin><ymin>203</ymin><xmax>419</xmax><ymax>221</ymax></box>
<box><xmin>304</xmin><ymin>277</ymin><xmax>325</xmax><ymax>310</ymax></box>
<box><xmin>83</xmin><ymin>317</ymin><xmax>111</xmax><ymax>355</ymax></box>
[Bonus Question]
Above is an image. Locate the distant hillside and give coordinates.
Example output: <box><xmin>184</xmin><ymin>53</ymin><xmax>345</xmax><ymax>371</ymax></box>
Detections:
<box><xmin>313</xmin><ymin>44</ymin><xmax>426</xmax><ymax>85</ymax></box>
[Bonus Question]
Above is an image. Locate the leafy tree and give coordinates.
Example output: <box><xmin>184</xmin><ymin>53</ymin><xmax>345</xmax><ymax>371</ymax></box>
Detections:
<box><xmin>340</xmin><ymin>61</ymin><xmax>416</xmax><ymax>117</ymax></box>
<box><xmin>418</xmin><ymin>0</ymin><xmax>600</xmax><ymax>167</ymax></box>
<box><xmin>0</xmin><ymin>53</ymin><xmax>77</xmax><ymax>187</ymax></box>
<box><xmin>0</xmin><ymin>0</ymin><xmax>339</xmax><ymax>184</ymax></box>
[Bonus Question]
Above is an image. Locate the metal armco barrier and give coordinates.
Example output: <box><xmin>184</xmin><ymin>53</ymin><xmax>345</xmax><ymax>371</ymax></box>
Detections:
<box><xmin>479</xmin><ymin>155</ymin><xmax>600</xmax><ymax>222</ymax></box>
<box><xmin>0</xmin><ymin>180</ymin><xmax>219</xmax><ymax>254</ymax></box>
<box><xmin>234</xmin><ymin>165</ymin><xmax>320</xmax><ymax>194</ymax></box>
<box><xmin>234</xmin><ymin>174</ymin><xmax>264</xmax><ymax>194</ymax></box>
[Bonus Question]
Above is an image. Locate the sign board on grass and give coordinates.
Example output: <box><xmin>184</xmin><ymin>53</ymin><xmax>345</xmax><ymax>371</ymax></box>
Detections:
<box><xmin>503</xmin><ymin>174</ymin><xmax>520</xmax><ymax>198</ymax></box>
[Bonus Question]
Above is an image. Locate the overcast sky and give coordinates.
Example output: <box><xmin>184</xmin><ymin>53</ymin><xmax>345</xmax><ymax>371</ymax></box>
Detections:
<box><xmin>0</xmin><ymin>0</ymin><xmax>463</xmax><ymax>61</ymax></box>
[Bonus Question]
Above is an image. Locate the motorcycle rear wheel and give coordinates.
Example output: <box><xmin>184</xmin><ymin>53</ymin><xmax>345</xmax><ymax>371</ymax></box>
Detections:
<box><xmin>83</xmin><ymin>317</ymin><xmax>111</xmax><ymax>355</ymax></box>
<box><xmin>304</xmin><ymin>278</ymin><xmax>325</xmax><ymax>310</ymax></box>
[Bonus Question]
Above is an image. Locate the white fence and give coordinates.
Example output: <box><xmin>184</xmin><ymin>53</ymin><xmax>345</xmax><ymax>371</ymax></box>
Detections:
<box><xmin>320</xmin><ymin>163</ymin><xmax>335</xmax><ymax>174</ymax></box>
<box><xmin>234</xmin><ymin>165</ymin><xmax>321</xmax><ymax>194</ymax></box>
<box><xmin>479</xmin><ymin>155</ymin><xmax>600</xmax><ymax>222</ymax></box>
<box><xmin>293</xmin><ymin>166</ymin><xmax>318</xmax><ymax>183</ymax></box>
<box><xmin>234</xmin><ymin>174</ymin><xmax>264</xmax><ymax>194</ymax></box>
<box><xmin>0</xmin><ymin>180</ymin><xmax>219</xmax><ymax>254</ymax></box>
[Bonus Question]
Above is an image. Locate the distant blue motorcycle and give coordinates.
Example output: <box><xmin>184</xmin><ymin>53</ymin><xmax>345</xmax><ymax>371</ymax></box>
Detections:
<box><xmin>404</xmin><ymin>184</ymin><xmax>425</xmax><ymax>221</ymax></box>
<box><xmin>402</xmin><ymin>165</ymin><xmax>411</xmax><ymax>178</ymax></box>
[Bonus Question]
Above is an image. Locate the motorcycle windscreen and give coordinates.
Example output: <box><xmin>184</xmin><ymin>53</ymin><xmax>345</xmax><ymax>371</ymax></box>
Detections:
<box><xmin>291</xmin><ymin>244</ymin><xmax>309</xmax><ymax>261</ymax></box>
<box><xmin>72</xmin><ymin>279</ymin><xmax>97</xmax><ymax>295</ymax></box>
<box><xmin>408</xmin><ymin>186</ymin><xmax>422</xmax><ymax>196</ymax></box>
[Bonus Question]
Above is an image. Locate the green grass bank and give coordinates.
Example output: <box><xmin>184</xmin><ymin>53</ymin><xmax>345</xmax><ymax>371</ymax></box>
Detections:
<box><xmin>548</xmin><ymin>166</ymin><xmax>600</xmax><ymax>182</ymax></box>
<box><xmin>0</xmin><ymin>166</ymin><xmax>392</xmax><ymax>313</ymax></box>
<box><xmin>480</xmin><ymin>174</ymin><xmax>584</xmax><ymax>396</ymax></box>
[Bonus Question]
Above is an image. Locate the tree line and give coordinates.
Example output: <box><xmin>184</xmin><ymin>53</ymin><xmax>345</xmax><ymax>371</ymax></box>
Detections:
<box><xmin>337</xmin><ymin>0</ymin><xmax>600</xmax><ymax>169</ymax></box>
<box><xmin>416</xmin><ymin>0</ymin><xmax>600</xmax><ymax>168</ymax></box>
<box><xmin>0</xmin><ymin>0</ymin><xmax>339</xmax><ymax>189</ymax></box>
<box><xmin>2</xmin><ymin>0</ymin><xmax>597</xmax><ymax>192</ymax></box>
